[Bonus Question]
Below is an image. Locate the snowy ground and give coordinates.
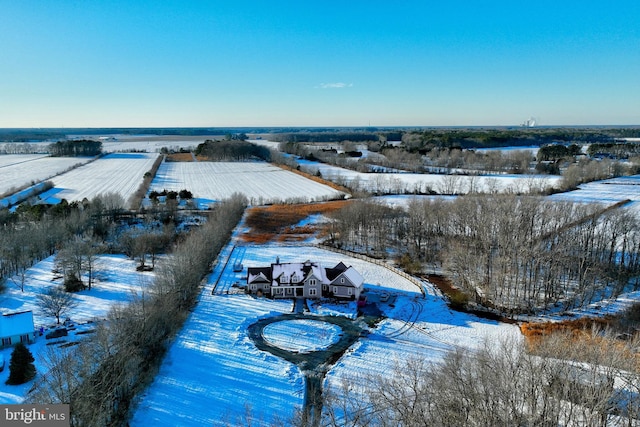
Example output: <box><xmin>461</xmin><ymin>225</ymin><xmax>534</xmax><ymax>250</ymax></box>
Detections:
<box><xmin>0</xmin><ymin>254</ymin><xmax>155</xmax><ymax>404</ymax></box>
<box><xmin>295</xmin><ymin>158</ymin><xmax>561</xmax><ymax>195</ymax></box>
<box><xmin>151</xmin><ymin>161</ymin><xmax>346</xmax><ymax>206</ymax></box>
<box><xmin>131</xmin><ymin>240</ymin><xmax>521</xmax><ymax>426</ymax></box>
<box><xmin>37</xmin><ymin>152</ymin><xmax>160</xmax><ymax>204</ymax></box>
<box><xmin>0</xmin><ymin>155</ymin><xmax>93</xmax><ymax>198</ymax></box>
<box><xmin>1</xmin><ymin>206</ymin><xmax>639</xmax><ymax>421</ymax></box>
<box><xmin>85</xmin><ymin>134</ymin><xmax>216</xmax><ymax>153</ymax></box>
<box><xmin>262</xmin><ymin>319</ymin><xmax>342</xmax><ymax>353</ymax></box>
<box><xmin>549</xmin><ymin>175</ymin><xmax>640</xmax><ymax>213</ymax></box>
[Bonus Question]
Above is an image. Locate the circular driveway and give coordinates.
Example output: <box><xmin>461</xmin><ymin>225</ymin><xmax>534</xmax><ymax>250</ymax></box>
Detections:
<box><xmin>248</xmin><ymin>313</ymin><xmax>363</xmax><ymax>372</ymax></box>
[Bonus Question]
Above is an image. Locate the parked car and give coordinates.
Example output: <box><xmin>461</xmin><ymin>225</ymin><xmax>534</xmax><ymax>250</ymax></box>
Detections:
<box><xmin>45</xmin><ymin>328</ymin><xmax>68</xmax><ymax>339</ymax></box>
<box><xmin>357</xmin><ymin>294</ymin><xmax>367</xmax><ymax>308</ymax></box>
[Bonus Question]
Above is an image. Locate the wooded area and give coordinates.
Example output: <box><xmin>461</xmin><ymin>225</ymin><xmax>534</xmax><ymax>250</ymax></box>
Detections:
<box><xmin>328</xmin><ymin>196</ymin><xmax>640</xmax><ymax>315</ymax></box>
<box><xmin>194</xmin><ymin>139</ymin><xmax>271</xmax><ymax>161</ymax></box>
<box><xmin>48</xmin><ymin>140</ymin><xmax>103</xmax><ymax>157</ymax></box>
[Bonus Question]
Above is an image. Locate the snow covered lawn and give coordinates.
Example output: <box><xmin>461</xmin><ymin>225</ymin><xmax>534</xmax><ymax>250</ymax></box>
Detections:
<box><xmin>262</xmin><ymin>319</ymin><xmax>343</xmax><ymax>353</ymax></box>
<box><xmin>151</xmin><ymin>161</ymin><xmax>346</xmax><ymax>206</ymax></box>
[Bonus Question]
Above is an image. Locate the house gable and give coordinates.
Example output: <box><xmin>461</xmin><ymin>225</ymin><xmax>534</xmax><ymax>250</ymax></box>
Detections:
<box><xmin>247</xmin><ymin>267</ymin><xmax>272</xmax><ymax>284</ymax></box>
<box><xmin>0</xmin><ymin>311</ymin><xmax>35</xmax><ymax>348</ymax></box>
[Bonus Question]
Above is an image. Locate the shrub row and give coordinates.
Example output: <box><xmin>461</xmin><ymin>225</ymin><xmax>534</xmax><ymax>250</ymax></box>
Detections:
<box><xmin>28</xmin><ymin>195</ymin><xmax>247</xmax><ymax>426</ymax></box>
<box><xmin>128</xmin><ymin>154</ymin><xmax>164</xmax><ymax>210</ymax></box>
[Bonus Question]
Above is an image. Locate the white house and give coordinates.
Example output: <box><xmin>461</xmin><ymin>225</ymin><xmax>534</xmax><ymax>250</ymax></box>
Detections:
<box><xmin>247</xmin><ymin>260</ymin><xmax>364</xmax><ymax>300</ymax></box>
<box><xmin>0</xmin><ymin>311</ymin><xmax>35</xmax><ymax>348</ymax></box>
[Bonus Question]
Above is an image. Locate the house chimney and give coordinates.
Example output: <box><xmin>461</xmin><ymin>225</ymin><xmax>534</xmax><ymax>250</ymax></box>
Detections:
<box><xmin>276</xmin><ymin>256</ymin><xmax>280</xmax><ymax>264</ymax></box>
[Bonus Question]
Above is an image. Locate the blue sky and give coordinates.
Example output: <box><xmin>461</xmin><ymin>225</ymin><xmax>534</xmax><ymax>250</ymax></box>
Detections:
<box><xmin>1</xmin><ymin>1</ymin><xmax>638</xmax><ymax>127</ymax></box>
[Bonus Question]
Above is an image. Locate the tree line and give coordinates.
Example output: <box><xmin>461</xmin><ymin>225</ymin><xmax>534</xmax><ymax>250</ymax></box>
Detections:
<box><xmin>0</xmin><ymin>142</ymin><xmax>47</xmax><ymax>154</ymax></box>
<box><xmin>327</xmin><ymin>195</ymin><xmax>640</xmax><ymax>315</ymax></box>
<box><xmin>48</xmin><ymin>140</ymin><xmax>103</xmax><ymax>157</ymax></box>
<box><xmin>401</xmin><ymin>128</ymin><xmax>625</xmax><ymax>151</ymax></box>
<box><xmin>314</xmin><ymin>329</ymin><xmax>640</xmax><ymax>427</ymax></box>
<box><xmin>588</xmin><ymin>141</ymin><xmax>640</xmax><ymax>159</ymax></box>
<box><xmin>194</xmin><ymin>140</ymin><xmax>271</xmax><ymax>161</ymax></box>
<box><xmin>273</xmin><ymin>132</ymin><xmax>380</xmax><ymax>143</ymax></box>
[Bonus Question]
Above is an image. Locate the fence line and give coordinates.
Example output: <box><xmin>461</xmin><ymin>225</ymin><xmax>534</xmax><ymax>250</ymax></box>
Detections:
<box><xmin>316</xmin><ymin>244</ymin><xmax>426</xmax><ymax>297</ymax></box>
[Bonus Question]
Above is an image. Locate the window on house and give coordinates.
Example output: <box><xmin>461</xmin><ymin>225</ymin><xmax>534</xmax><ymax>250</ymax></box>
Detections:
<box><xmin>20</xmin><ymin>334</ymin><xmax>30</xmax><ymax>343</ymax></box>
<box><xmin>309</xmin><ymin>288</ymin><xmax>317</xmax><ymax>296</ymax></box>
<box><xmin>348</xmin><ymin>288</ymin><xmax>352</xmax><ymax>295</ymax></box>
<box><xmin>2</xmin><ymin>337</ymin><xmax>11</xmax><ymax>346</ymax></box>
<box><xmin>281</xmin><ymin>276</ymin><xmax>289</xmax><ymax>283</ymax></box>
<box><xmin>291</xmin><ymin>274</ymin><xmax>298</xmax><ymax>282</ymax></box>
<box><xmin>309</xmin><ymin>279</ymin><xmax>316</xmax><ymax>286</ymax></box>
<box><xmin>333</xmin><ymin>287</ymin><xmax>338</xmax><ymax>294</ymax></box>
<box><xmin>341</xmin><ymin>278</ymin><xmax>345</xmax><ymax>283</ymax></box>
<box><xmin>286</xmin><ymin>288</ymin><xmax>292</xmax><ymax>294</ymax></box>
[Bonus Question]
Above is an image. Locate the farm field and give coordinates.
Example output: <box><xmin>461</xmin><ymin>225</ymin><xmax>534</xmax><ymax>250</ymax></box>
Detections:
<box><xmin>549</xmin><ymin>175</ymin><xmax>640</xmax><ymax>212</ymax></box>
<box><xmin>0</xmin><ymin>154</ymin><xmax>93</xmax><ymax>197</ymax></box>
<box><xmin>151</xmin><ymin>161</ymin><xmax>347</xmax><ymax>206</ymax></box>
<box><xmin>0</xmin><ymin>154</ymin><xmax>47</xmax><ymax>167</ymax></box>
<box><xmin>100</xmin><ymin>135</ymin><xmax>215</xmax><ymax>153</ymax></box>
<box><xmin>36</xmin><ymin>152</ymin><xmax>160</xmax><ymax>204</ymax></box>
<box><xmin>295</xmin><ymin>158</ymin><xmax>562</xmax><ymax>195</ymax></box>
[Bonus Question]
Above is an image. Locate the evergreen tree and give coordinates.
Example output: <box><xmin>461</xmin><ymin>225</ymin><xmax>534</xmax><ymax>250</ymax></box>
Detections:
<box><xmin>6</xmin><ymin>342</ymin><xmax>36</xmax><ymax>385</ymax></box>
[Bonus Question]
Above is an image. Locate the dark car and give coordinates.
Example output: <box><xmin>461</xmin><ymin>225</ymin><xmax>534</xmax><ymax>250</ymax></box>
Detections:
<box><xmin>45</xmin><ymin>328</ymin><xmax>68</xmax><ymax>339</ymax></box>
<box><xmin>357</xmin><ymin>294</ymin><xmax>367</xmax><ymax>308</ymax></box>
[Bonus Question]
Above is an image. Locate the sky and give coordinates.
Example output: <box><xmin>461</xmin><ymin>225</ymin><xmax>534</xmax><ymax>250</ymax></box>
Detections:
<box><xmin>1</xmin><ymin>1</ymin><xmax>639</xmax><ymax>128</ymax></box>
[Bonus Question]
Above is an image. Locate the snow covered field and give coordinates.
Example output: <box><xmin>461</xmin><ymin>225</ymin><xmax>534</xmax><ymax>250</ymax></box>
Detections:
<box><xmin>0</xmin><ymin>254</ymin><xmax>155</xmax><ymax>404</ymax></box>
<box><xmin>0</xmin><ymin>154</ymin><xmax>92</xmax><ymax>197</ymax></box>
<box><xmin>549</xmin><ymin>175</ymin><xmax>640</xmax><ymax>212</ymax></box>
<box><xmin>100</xmin><ymin>135</ymin><xmax>212</xmax><ymax>153</ymax></box>
<box><xmin>151</xmin><ymin>161</ymin><xmax>346</xmax><ymax>206</ymax></box>
<box><xmin>296</xmin><ymin>158</ymin><xmax>561</xmax><ymax>194</ymax></box>
<box><xmin>37</xmin><ymin>152</ymin><xmax>160</xmax><ymax>204</ymax></box>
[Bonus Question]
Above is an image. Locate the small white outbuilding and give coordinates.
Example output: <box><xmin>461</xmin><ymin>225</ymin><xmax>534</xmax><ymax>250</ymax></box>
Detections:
<box><xmin>0</xmin><ymin>310</ymin><xmax>35</xmax><ymax>349</ymax></box>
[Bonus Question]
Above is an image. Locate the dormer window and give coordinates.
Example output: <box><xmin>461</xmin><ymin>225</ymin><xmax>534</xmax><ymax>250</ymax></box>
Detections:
<box><xmin>291</xmin><ymin>273</ymin><xmax>299</xmax><ymax>283</ymax></box>
<box><xmin>281</xmin><ymin>275</ymin><xmax>289</xmax><ymax>284</ymax></box>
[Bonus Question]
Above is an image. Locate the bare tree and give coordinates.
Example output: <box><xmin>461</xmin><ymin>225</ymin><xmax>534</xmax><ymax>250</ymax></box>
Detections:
<box><xmin>55</xmin><ymin>235</ymin><xmax>104</xmax><ymax>290</ymax></box>
<box><xmin>37</xmin><ymin>286</ymin><xmax>77</xmax><ymax>324</ymax></box>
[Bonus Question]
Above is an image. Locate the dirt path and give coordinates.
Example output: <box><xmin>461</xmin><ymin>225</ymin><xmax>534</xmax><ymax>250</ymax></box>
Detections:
<box><xmin>248</xmin><ymin>312</ymin><xmax>364</xmax><ymax>426</ymax></box>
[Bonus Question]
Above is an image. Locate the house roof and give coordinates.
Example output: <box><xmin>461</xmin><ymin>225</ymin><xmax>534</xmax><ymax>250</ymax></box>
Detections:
<box><xmin>247</xmin><ymin>260</ymin><xmax>364</xmax><ymax>290</ymax></box>
<box><xmin>271</xmin><ymin>261</ymin><xmax>327</xmax><ymax>287</ymax></box>
<box><xmin>247</xmin><ymin>267</ymin><xmax>272</xmax><ymax>283</ymax></box>
<box><xmin>0</xmin><ymin>310</ymin><xmax>35</xmax><ymax>338</ymax></box>
<box><xmin>325</xmin><ymin>262</ymin><xmax>348</xmax><ymax>281</ymax></box>
<box><xmin>335</xmin><ymin>266</ymin><xmax>365</xmax><ymax>289</ymax></box>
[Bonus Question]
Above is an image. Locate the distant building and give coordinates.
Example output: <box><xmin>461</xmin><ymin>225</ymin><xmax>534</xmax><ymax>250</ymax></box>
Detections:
<box><xmin>247</xmin><ymin>260</ymin><xmax>364</xmax><ymax>300</ymax></box>
<box><xmin>0</xmin><ymin>311</ymin><xmax>35</xmax><ymax>348</ymax></box>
